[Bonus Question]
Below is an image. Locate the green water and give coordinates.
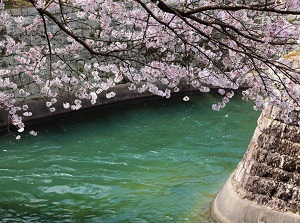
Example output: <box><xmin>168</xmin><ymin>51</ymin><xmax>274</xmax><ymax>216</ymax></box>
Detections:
<box><xmin>0</xmin><ymin>94</ymin><xmax>259</xmax><ymax>223</ymax></box>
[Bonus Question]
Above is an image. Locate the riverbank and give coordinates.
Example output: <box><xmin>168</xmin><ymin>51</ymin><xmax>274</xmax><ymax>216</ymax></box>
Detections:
<box><xmin>0</xmin><ymin>83</ymin><xmax>203</xmax><ymax>132</ymax></box>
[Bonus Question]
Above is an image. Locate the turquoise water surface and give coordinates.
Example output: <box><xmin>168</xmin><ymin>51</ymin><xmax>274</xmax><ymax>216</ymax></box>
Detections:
<box><xmin>0</xmin><ymin>94</ymin><xmax>259</xmax><ymax>222</ymax></box>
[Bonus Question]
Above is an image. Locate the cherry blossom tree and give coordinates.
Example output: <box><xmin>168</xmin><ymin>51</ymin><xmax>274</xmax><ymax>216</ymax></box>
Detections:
<box><xmin>0</xmin><ymin>0</ymin><xmax>300</xmax><ymax>138</ymax></box>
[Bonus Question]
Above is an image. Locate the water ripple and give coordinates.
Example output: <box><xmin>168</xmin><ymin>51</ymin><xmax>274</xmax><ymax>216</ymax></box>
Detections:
<box><xmin>0</xmin><ymin>95</ymin><xmax>259</xmax><ymax>222</ymax></box>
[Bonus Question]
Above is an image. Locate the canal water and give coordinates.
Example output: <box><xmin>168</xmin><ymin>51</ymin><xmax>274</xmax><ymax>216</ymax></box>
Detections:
<box><xmin>0</xmin><ymin>94</ymin><xmax>259</xmax><ymax>222</ymax></box>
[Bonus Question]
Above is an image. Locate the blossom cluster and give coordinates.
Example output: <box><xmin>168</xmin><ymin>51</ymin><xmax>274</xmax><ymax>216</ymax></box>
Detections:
<box><xmin>0</xmin><ymin>0</ymin><xmax>300</xmax><ymax>138</ymax></box>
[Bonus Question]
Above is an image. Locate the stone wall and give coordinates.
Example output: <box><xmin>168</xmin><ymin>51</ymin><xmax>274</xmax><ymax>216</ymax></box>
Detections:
<box><xmin>233</xmin><ymin>105</ymin><xmax>300</xmax><ymax>214</ymax></box>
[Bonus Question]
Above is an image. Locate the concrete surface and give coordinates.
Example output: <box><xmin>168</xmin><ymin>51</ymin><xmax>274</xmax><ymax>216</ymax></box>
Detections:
<box><xmin>210</xmin><ymin>173</ymin><xmax>300</xmax><ymax>223</ymax></box>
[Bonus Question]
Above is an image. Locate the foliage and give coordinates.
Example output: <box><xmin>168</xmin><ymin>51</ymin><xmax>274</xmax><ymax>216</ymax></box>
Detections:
<box><xmin>3</xmin><ymin>0</ymin><xmax>31</xmax><ymax>8</ymax></box>
<box><xmin>0</xmin><ymin>0</ymin><xmax>300</xmax><ymax>138</ymax></box>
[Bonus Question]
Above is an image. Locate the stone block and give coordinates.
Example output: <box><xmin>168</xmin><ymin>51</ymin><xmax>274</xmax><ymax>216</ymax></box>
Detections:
<box><xmin>242</xmin><ymin>173</ymin><xmax>259</xmax><ymax>187</ymax></box>
<box><xmin>277</xmin><ymin>140</ymin><xmax>299</xmax><ymax>156</ymax></box>
<box><xmin>290</xmin><ymin>173</ymin><xmax>300</xmax><ymax>186</ymax></box>
<box><xmin>248</xmin><ymin>158</ymin><xmax>271</xmax><ymax>178</ymax></box>
<box><xmin>265</xmin><ymin>152</ymin><xmax>281</xmax><ymax>167</ymax></box>
<box><xmin>274</xmin><ymin>183</ymin><xmax>293</xmax><ymax>201</ymax></box>
<box><xmin>256</xmin><ymin>132</ymin><xmax>267</xmax><ymax>148</ymax></box>
<box><xmin>24</xmin><ymin>8</ymin><xmax>38</xmax><ymax>16</ymax></box>
<box><xmin>262</xmin><ymin>104</ymin><xmax>273</xmax><ymax>117</ymax></box>
<box><xmin>270</xmin><ymin>106</ymin><xmax>282</xmax><ymax>120</ymax></box>
<box><xmin>251</xmin><ymin>145</ymin><xmax>268</xmax><ymax>163</ymax></box>
<box><xmin>286</xmin><ymin>200</ymin><xmax>300</xmax><ymax>214</ymax></box>
<box><xmin>272</xmin><ymin>168</ymin><xmax>292</xmax><ymax>183</ymax></box>
<box><xmin>257</xmin><ymin>134</ymin><xmax>280</xmax><ymax>151</ymax></box>
<box><xmin>268</xmin><ymin>197</ymin><xmax>288</xmax><ymax>212</ymax></box>
<box><xmin>268</xmin><ymin>119</ymin><xmax>286</xmax><ymax>138</ymax></box>
<box><xmin>256</xmin><ymin>194</ymin><xmax>271</xmax><ymax>205</ymax></box>
<box><xmin>291</xmin><ymin>187</ymin><xmax>300</xmax><ymax>201</ymax></box>
<box><xmin>249</xmin><ymin>178</ymin><xmax>275</xmax><ymax>197</ymax></box>
<box><xmin>282</xmin><ymin>125</ymin><xmax>300</xmax><ymax>143</ymax></box>
<box><xmin>24</xmin><ymin>16</ymin><xmax>36</xmax><ymax>26</ymax></box>
<box><xmin>280</xmin><ymin>155</ymin><xmax>297</xmax><ymax>172</ymax></box>
<box><xmin>10</xmin><ymin>9</ymin><xmax>22</xmax><ymax>16</ymax></box>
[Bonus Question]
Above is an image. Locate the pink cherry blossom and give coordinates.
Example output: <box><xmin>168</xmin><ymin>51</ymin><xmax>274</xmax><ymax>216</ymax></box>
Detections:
<box><xmin>0</xmin><ymin>0</ymin><xmax>299</xmax><ymax>137</ymax></box>
<box><xmin>49</xmin><ymin>107</ymin><xmax>56</xmax><ymax>112</ymax></box>
<box><xmin>29</xmin><ymin>130</ymin><xmax>38</xmax><ymax>136</ymax></box>
<box><xmin>46</xmin><ymin>102</ymin><xmax>52</xmax><ymax>107</ymax></box>
<box><xmin>183</xmin><ymin>96</ymin><xmax>190</xmax><ymax>101</ymax></box>
<box><xmin>106</xmin><ymin>91</ymin><xmax>116</xmax><ymax>99</ymax></box>
<box><xmin>63</xmin><ymin>102</ymin><xmax>70</xmax><ymax>109</ymax></box>
<box><xmin>23</xmin><ymin>112</ymin><xmax>33</xmax><ymax>117</ymax></box>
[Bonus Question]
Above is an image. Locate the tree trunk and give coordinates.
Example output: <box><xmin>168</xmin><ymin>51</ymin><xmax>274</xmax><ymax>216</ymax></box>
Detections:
<box><xmin>211</xmin><ymin>105</ymin><xmax>300</xmax><ymax>222</ymax></box>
